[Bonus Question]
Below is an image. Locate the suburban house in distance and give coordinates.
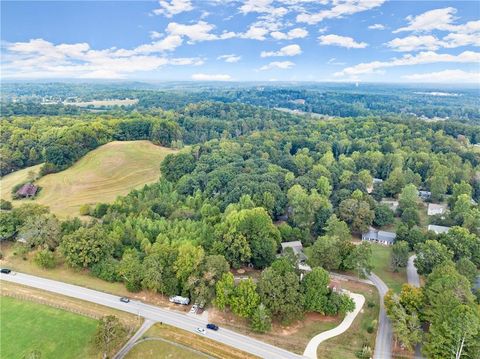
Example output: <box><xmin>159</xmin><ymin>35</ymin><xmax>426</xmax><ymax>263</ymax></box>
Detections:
<box><xmin>367</xmin><ymin>178</ymin><xmax>383</xmax><ymax>193</ymax></box>
<box><xmin>362</xmin><ymin>227</ymin><xmax>396</xmax><ymax>245</ymax></box>
<box><xmin>427</xmin><ymin>224</ymin><xmax>451</xmax><ymax>234</ymax></box>
<box><xmin>16</xmin><ymin>183</ymin><xmax>38</xmax><ymax>198</ymax></box>
<box><xmin>427</xmin><ymin>203</ymin><xmax>448</xmax><ymax>216</ymax></box>
<box><xmin>280</xmin><ymin>241</ymin><xmax>311</xmax><ymax>272</ymax></box>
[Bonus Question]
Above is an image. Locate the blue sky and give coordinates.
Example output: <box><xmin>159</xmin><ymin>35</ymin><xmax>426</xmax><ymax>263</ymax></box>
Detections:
<box><xmin>1</xmin><ymin>0</ymin><xmax>479</xmax><ymax>82</ymax></box>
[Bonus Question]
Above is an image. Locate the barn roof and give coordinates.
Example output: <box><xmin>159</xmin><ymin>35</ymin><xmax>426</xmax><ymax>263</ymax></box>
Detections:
<box><xmin>16</xmin><ymin>183</ymin><xmax>38</xmax><ymax>197</ymax></box>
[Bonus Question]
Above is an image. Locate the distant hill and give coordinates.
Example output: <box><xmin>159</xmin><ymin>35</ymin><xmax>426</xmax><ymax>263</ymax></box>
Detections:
<box><xmin>1</xmin><ymin>141</ymin><xmax>177</xmax><ymax>217</ymax></box>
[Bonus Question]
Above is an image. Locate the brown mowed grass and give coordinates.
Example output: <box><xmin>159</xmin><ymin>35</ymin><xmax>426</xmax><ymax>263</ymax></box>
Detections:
<box><xmin>0</xmin><ymin>141</ymin><xmax>178</xmax><ymax>218</ymax></box>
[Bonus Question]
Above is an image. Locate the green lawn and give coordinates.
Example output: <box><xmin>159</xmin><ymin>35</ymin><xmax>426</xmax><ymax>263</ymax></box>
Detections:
<box><xmin>370</xmin><ymin>244</ymin><xmax>407</xmax><ymax>293</ymax></box>
<box><xmin>0</xmin><ymin>296</ymin><xmax>99</xmax><ymax>359</ymax></box>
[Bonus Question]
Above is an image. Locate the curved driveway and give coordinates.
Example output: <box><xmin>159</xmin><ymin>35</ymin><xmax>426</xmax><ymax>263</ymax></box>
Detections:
<box><xmin>1</xmin><ymin>272</ymin><xmax>303</xmax><ymax>359</ymax></box>
<box><xmin>303</xmin><ymin>292</ymin><xmax>365</xmax><ymax>359</ymax></box>
<box><xmin>407</xmin><ymin>255</ymin><xmax>425</xmax><ymax>359</ymax></box>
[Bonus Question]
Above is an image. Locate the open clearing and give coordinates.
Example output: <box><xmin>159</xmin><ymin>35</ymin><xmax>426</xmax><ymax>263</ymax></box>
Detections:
<box><xmin>0</xmin><ymin>141</ymin><xmax>177</xmax><ymax>217</ymax></box>
<box><xmin>125</xmin><ymin>339</ymin><xmax>208</xmax><ymax>359</ymax></box>
<box><xmin>370</xmin><ymin>244</ymin><xmax>407</xmax><ymax>293</ymax></box>
<box><xmin>0</xmin><ymin>296</ymin><xmax>99</xmax><ymax>359</ymax></box>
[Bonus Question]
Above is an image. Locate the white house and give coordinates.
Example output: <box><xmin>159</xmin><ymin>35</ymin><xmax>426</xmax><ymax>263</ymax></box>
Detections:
<box><xmin>427</xmin><ymin>203</ymin><xmax>448</xmax><ymax>216</ymax></box>
<box><xmin>362</xmin><ymin>227</ymin><xmax>396</xmax><ymax>245</ymax></box>
<box><xmin>280</xmin><ymin>241</ymin><xmax>311</xmax><ymax>273</ymax></box>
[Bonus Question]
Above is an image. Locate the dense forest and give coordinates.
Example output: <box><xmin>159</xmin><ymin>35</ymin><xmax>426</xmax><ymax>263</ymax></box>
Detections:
<box><xmin>2</xmin><ymin>82</ymin><xmax>480</xmax><ymax>123</ymax></box>
<box><xmin>1</xmin><ymin>87</ymin><xmax>480</xmax><ymax>358</ymax></box>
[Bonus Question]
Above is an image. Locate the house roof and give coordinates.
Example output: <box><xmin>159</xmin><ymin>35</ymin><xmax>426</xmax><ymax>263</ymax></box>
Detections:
<box><xmin>362</xmin><ymin>227</ymin><xmax>396</xmax><ymax>244</ymax></box>
<box><xmin>427</xmin><ymin>224</ymin><xmax>450</xmax><ymax>234</ymax></box>
<box><xmin>16</xmin><ymin>183</ymin><xmax>38</xmax><ymax>197</ymax></box>
<box><xmin>281</xmin><ymin>241</ymin><xmax>303</xmax><ymax>251</ymax></box>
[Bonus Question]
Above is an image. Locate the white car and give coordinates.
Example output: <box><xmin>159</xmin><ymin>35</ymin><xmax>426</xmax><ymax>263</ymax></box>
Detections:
<box><xmin>195</xmin><ymin>327</ymin><xmax>206</xmax><ymax>335</ymax></box>
<box><xmin>190</xmin><ymin>304</ymin><xmax>198</xmax><ymax>314</ymax></box>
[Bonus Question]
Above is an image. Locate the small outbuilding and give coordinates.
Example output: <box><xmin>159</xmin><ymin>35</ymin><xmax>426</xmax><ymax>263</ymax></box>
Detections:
<box><xmin>16</xmin><ymin>183</ymin><xmax>38</xmax><ymax>198</ymax></box>
<box><xmin>362</xmin><ymin>227</ymin><xmax>396</xmax><ymax>245</ymax></box>
<box><xmin>418</xmin><ymin>190</ymin><xmax>431</xmax><ymax>201</ymax></box>
<box><xmin>427</xmin><ymin>203</ymin><xmax>448</xmax><ymax>216</ymax></box>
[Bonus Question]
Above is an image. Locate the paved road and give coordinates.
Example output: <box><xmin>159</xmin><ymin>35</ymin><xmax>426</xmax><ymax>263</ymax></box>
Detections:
<box><xmin>407</xmin><ymin>255</ymin><xmax>420</xmax><ymax>288</ymax></box>
<box><xmin>303</xmin><ymin>292</ymin><xmax>365</xmax><ymax>359</ymax></box>
<box><xmin>407</xmin><ymin>255</ymin><xmax>425</xmax><ymax>359</ymax></box>
<box><xmin>1</xmin><ymin>272</ymin><xmax>303</xmax><ymax>359</ymax></box>
<box><xmin>368</xmin><ymin>273</ymin><xmax>392</xmax><ymax>359</ymax></box>
<box><xmin>114</xmin><ymin>319</ymin><xmax>155</xmax><ymax>359</ymax></box>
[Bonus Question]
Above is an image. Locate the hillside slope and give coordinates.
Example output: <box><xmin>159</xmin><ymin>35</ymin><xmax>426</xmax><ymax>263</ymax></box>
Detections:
<box><xmin>1</xmin><ymin>141</ymin><xmax>177</xmax><ymax>217</ymax></box>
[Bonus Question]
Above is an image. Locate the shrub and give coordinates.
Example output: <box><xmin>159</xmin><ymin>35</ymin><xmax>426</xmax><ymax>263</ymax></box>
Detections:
<box><xmin>91</xmin><ymin>257</ymin><xmax>121</xmax><ymax>282</ymax></box>
<box><xmin>33</xmin><ymin>249</ymin><xmax>56</xmax><ymax>269</ymax></box>
<box><xmin>79</xmin><ymin>204</ymin><xmax>91</xmax><ymax>216</ymax></box>
<box><xmin>93</xmin><ymin>203</ymin><xmax>108</xmax><ymax>218</ymax></box>
<box><xmin>0</xmin><ymin>199</ymin><xmax>12</xmax><ymax>210</ymax></box>
<box><xmin>13</xmin><ymin>243</ymin><xmax>29</xmax><ymax>260</ymax></box>
<box><xmin>356</xmin><ymin>345</ymin><xmax>373</xmax><ymax>359</ymax></box>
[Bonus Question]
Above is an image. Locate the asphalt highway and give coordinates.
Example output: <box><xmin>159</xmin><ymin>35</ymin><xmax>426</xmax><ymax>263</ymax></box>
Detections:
<box><xmin>1</xmin><ymin>272</ymin><xmax>304</xmax><ymax>359</ymax></box>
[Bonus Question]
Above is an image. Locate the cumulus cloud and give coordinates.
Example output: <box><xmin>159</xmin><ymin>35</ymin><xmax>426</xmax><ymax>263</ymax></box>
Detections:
<box><xmin>319</xmin><ymin>34</ymin><xmax>367</xmax><ymax>48</ymax></box>
<box><xmin>2</xmin><ymin>38</ymin><xmax>203</xmax><ymax>79</ymax></box>
<box><xmin>334</xmin><ymin>50</ymin><xmax>480</xmax><ymax>77</ymax></box>
<box><xmin>217</xmin><ymin>54</ymin><xmax>241</xmax><ymax>63</ymax></box>
<box><xmin>403</xmin><ymin>69</ymin><xmax>480</xmax><ymax>83</ymax></box>
<box><xmin>297</xmin><ymin>0</ymin><xmax>385</xmax><ymax>25</ymax></box>
<box><xmin>134</xmin><ymin>35</ymin><xmax>183</xmax><ymax>53</ymax></box>
<box><xmin>271</xmin><ymin>28</ymin><xmax>308</xmax><ymax>40</ymax></box>
<box><xmin>368</xmin><ymin>23</ymin><xmax>385</xmax><ymax>30</ymax></box>
<box><xmin>153</xmin><ymin>0</ymin><xmax>193</xmax><ymax>17</ymax></box>
<box><xmin>241</xmin><ymin>25</ymin><xmax>270</xmax><ymax>40</ymax></box>
<box><xmin>191</xmin><ymin>73</ymin><xmax>232</xmax><ymax>81</ymax></box>
<box><xmin>259</xmin><ymin>61</ymin><xmax>295</xmax><ymax>70</ymax></box>
<box><xmin>166</xmin><ymin>21</ymin><xmax>236</xmax><ymax>43</ymax></box>
<box><xmin>261</xmin><ymin>44</ymin><xmax>302</xmax><ymax>57</ymax></box>
<box><xmin>240</xmin><ymin>0</ymin><xmax>288</xmax><ymax>17</ymax></box>
<box><xmin>394</xmin><ymin>7</ymin><xmax>457</xmax><ymax>33</ymax></box>
<box><xmin>386</xmin><ymin>35</ymin><xmax>441</xmax><ymax>52</ymax></box>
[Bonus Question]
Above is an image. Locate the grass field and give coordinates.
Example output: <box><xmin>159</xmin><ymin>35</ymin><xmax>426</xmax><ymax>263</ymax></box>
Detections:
<box><xmin>0</xmin><ymin>163</ymin><xmax>43</xmax><ymax>202</ymax></box>
<box><xmin>317</xmin><ymin>281</ymin><xmax>379</xmax><ymax>359</ymax></box>
<box><xmin>370</xmin><ymin>244</ymin><xmax>407</xmax><ymax>293</ymax></box>
<box><xmin>0</xmin><ymin>296</ymin><xmax>99</xmax><ymax>359</ymax></box>
<box><xmin>125</xmin><ymin>339</ymin><xmax>208</xmax><ymax>359</ymax></box>
<box><xmin>0</xmin><ymin>141</ymin><xmax>177</xmax><ymax>217</ymax></box>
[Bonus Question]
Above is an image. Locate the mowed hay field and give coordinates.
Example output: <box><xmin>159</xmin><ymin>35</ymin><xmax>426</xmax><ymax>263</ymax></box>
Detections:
<box><xmin>0</xmin><ymin>141</ymin><xmax>178</xmax><ymax>217</ymax></box>
<box><xmin>0</xmin><ymin>296</ymin><xmax>99</xmax><ymax>359</ymax></box>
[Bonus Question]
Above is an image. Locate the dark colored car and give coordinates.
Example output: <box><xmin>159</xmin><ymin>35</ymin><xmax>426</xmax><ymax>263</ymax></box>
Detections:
<box><xmin>206</xmin><ymin>323</ymin><xmax>219</xmax><ymax>331</ymax></box>
<box><xmin>120</xmin><ymin>297</ymin><xmax>130</xmax><ymax>303</ymax></box>
<box><xmin>0</xmin><ymin>268</ymin><xmax>12</xmax><ymax>274</ymax></box>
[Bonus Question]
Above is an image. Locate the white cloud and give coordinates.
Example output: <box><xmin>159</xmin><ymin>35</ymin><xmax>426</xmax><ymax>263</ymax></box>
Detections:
<box><xmin>271</xmin><ymin>28</ymin><xmax>308</xmax><ymax>40</ymax></box>
<box><xmin>394</xmin><ymin>7</ymin><xmax>457</xmax><ymax>33</ymax></box>
<box><xmin>296</xmin><ymin>0</ymin><xmax>385</xmax><ymax>25</ymax></box>
<box><xmin>327</xmin><ymin>57</ymin><xmax>346</xmax><ymax>65</ymax></box>
<box><xmin>403</xmin><ymin>69</ymin><xmax>480</xmax><ymax>83</ymax></box>
<box><xmin>241</xmin><ymin>25</ymin><xmax>270</xmax><ymax>40</ymax></box>
<box><xmin>319</xmin><ymin>34</ymin><xmax>367</xmax><ymax>48</ymax></box>
<box><xmin>387</xmin><ymin>35</ymin><xmax>441</xmax><ymax>52</ymax></box>
<box><xmin>153</xmin><ymin>0</ymin><xmax>193</xmax><ymax>17</ymax></box>
<box><xmin>259</xmin><ymin>61</ymin><xmax>295</xmax><ymax>70</ymax></box>
<box><xmin>134</xmin><ymin>35</ymin><xmax>183</xmax><ymax>53</ymax></box>
<box><xmin>240</xmin><ymin>0</ymin><xmax>288</xmax><ymax>17</ymax></box>
<box><xmin>261</xmin><ymin>44</ymin><xmax>302</xmax><ymax>57</ymax></box>
<box><xmin>149</xmin><ymin>31</ymin><xmax>163</xmax><ymax>40</ymax></box>
<box><xmin>335</xmin><ymin>50</ymin><xmax>480</xmax><ymax>77</ymax></box>
<box><xmin>2</xmin><ymin>38</ymin><xmax>204</xmax><ymax>79</ymax></box>
<box><xmin>191</xmin><ymin>73</ymin><xmax>232</xmax><ymax>81</ymax></box>
<box><xmin>387</xmin><ymin>33</ymin><xmax>480</xmax><ymax>52</ymax></box>
<box><xmin>217</xmin><ymin>54</ymin><xmax>241</xmax><ymax>63</ymax></box>
<box><xmin>166</xmin><ymin>21</ymin><xmax>236</xmax><ymax>43</ymax></box>
<box><xmin>368</xmin><ymin>23</ymin><xmax>385</xmax><ymax>30</ymax></box>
